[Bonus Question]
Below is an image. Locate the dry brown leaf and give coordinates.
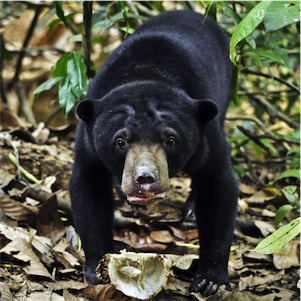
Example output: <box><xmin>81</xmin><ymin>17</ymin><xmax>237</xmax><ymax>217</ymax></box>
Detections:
<box><xmin>239</xmin><ymin>270</ymin><xmax>284</xmax><ymax>290</ymax></box>
<box><xmin>244</xmin><ymin>190</ymin><xmax>277</xmax><ymax>205</ymax></box>
<box><xmin>0</xmin><ymin>282</ymin><xmax>14</xmax><ymax>301</ymax></box>
<box><xmin>36</xmin><ymin>195</ymin><xmax>66</xmax><ymax>243</ymax></box>
<box><xmin>173</xmin><ymin>254</ymin><xmax>199</xmax><ymax>270</ymax></box>
<box><xmin>0</xmin><ymin>170</ymin><xmax>16</xmax><ymax>188</ymax></box>
<box><xmin>150</xmin><ymin>230</ymin><xmax>174</xmax><ymax>243</ymax></box>
<box><xmin>0</xmin><ymin>193</ymin><xmax>36</xmax><ymax>223</ymax></box>
<box><xmin>182</xmin><ymin>229</ymin><xmax>199</xmax><ymax>241</ymax></box>
<box><xmin>53</xmin><ymin>238</ymin><xmax>81</xmax><ymax>268</ymax></box>
<box><xmin>63</xmin><ymin>289</ymin><xmax>80</xmax><ymax>301</ymax></box>
<box><xmin>26</xmin><ymin>291</ymin><xmax>64</xmax><ymax>301</ymax></box>
<box><xmin>0</xmin><ymin>222</ymin><xmax>55</xmax><ymax>264</ymax></box>
<box><xmin>0</xmin><ymin>237</ymin><xmax>53</xmax><ymax>280</ymax></box>
<box><xmin>273</xmin><ymin>240</ymin><xmax>300</xmax><ymax>269</ymax></box>
<box><xmin>82</xmin><ymin>284</ymin><xmax>130</xmax><ymax>301</ymax></box>
<box><xmin>254</xmin><ymin>220</ymin><xmax>275</xmax><ymax>237</ymax></box>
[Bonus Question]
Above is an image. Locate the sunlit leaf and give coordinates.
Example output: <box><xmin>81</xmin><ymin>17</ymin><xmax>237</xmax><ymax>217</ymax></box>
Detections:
<box><xmin>253</xmin><ymin>217</ymin><xmax>300</xmax><ymax>254</ymax></box>
<box><xmin>34</xmin><ymin>76</ymin><xmax>64</xmax><ymax>95</ymax></box>
<box><xmin>230</xmin><ymin>1</ymin><xmax>272</xmax><ymax>65</ymax></box>
<box><xmin>265</xmin><ymin>1</ymin><xmax>301</xmax><ymax>33</ymax></box>
<box><xmin>55</xmin><ymin>1</ymin><xmax>68</xmax><ymax>29</ymax></box>
<box><xmin>275</xmin><ymin>204</ymin><xmax>294</xmax><ymax>228</ymax></box>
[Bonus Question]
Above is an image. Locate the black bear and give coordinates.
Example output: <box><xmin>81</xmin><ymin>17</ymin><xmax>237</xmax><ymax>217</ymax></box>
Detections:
<box><xmin>70</xmin><ymin>10</ymin><xmax>238</xmax><ymax>296</ymax></box>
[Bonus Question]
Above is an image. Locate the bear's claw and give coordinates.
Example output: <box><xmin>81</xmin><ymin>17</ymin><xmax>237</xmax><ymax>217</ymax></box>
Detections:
<box><xmin>189</xmin><ymin>277</ymin><xmax>228</xmax><ymax>296</ymax></box>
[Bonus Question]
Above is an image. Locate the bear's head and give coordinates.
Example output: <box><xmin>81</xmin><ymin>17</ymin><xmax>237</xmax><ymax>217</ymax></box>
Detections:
<box><xmin>77</xmin><ymin>81</ymin><xmax>217</xmax><ymax>205</ymax></box>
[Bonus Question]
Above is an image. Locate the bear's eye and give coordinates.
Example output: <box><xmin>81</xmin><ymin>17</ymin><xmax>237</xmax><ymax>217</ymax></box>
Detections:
<box><xmin>116</xmin><ymin>137</ymin><xmax>126</xmax><ymax>149</ymax></box>
<box><xmin>165</xmin><ymin>136</ymin><xmax>176</xmax><ymax>146</ymax></box>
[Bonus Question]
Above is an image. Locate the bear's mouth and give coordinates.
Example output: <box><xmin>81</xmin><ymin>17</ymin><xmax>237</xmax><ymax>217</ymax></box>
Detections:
<box><xmin>127</xmin><ymin>192</ymin><xmax>167</xmax><ymax>205</ymax></box>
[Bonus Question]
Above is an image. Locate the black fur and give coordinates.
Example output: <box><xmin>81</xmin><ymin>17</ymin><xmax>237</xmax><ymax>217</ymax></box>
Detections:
<box><xmin>70</xmin><ymin>10</ymin><xmax>238</xmax><ymax>296</ymax></box>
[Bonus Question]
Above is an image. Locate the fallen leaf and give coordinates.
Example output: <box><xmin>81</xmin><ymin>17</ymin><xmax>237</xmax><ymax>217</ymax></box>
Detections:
<box><xmin>0</xmin><ymin>193</ymin><xmax>36</xmax><ymax>223</ymax></box>
<box><xmin>82</xmin><ymin>284</ymin><xmax>130</xmax><ymax>301</ymax></box>
<box><xmin>150</xmin><ymin>230</ymin><xmax>174</xmax><ymax>243</ymax></box>
<box><xmin>36</xmin><ymin>195</ymin><xmax>66</xmax><ymax>243</ymax></box>
<box><xmin>273</xmin><ymin>240</ymin><xmax>300</xmax><ymax>269</ymax></box>
<box><xmin>0</xmin><ymin>237</ymin><xmax>53</xmax><ymax>280</ymax></box>
<box><xmin>0</xmin><ymin>222</ymin><xmax>55</xmax><ymax>264</ymax></box>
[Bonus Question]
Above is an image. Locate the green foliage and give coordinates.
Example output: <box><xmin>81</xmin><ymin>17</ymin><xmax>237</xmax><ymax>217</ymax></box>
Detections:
<box><xmin>253</xmin><ymin>217</ymin><xmax>300</xmax><ymax>254</ymax></box>
<box><xmin>230</xmin><ymin>1</ymin><xmax>272</xmax><ymax>65</ymax></box>
<box><xmin>35</xmin><ymin>51</ymin><xmax>89</xmax><ymax>120</ymax></box>
<box><xmin>275</xmin><ymin>186</ymin><xmax>300</xmax><ymax>228</ymax></box>
<box><xmin>264</xmin><ymin>1</ymin><xmax>300</xmax><ymax>33</ymax></box>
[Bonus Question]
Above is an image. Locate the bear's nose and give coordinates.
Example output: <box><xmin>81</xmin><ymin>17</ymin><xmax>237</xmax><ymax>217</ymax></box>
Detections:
<box><xmin>134</xmin><ymin>170</ymin><xmax>156</xmax><ymax>185</ymax></box>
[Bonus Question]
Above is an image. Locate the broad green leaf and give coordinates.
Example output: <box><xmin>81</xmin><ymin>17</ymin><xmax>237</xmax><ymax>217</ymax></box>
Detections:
<box><xmin>53</xmin><ymin>52</ymin><xmax>69</xmax><ymax>78</ymax></box>
<box><xmin>281</xmin><ymin>185</ymin><xmax>298</xmax><ymax>205</ymax></box>
<box><xmin>55</xmin><ymin>1</ymin><xmax>68</xmax><ymax>29</ymax></box>
<box><xmin>269</xmin><ymin>169</ymin><xmax>300</xmax><ymax>186</ymax></box>
<box><xmin>67</xmin><ymin>51</ymin><xmax>89</xmax><ymax>98</ymax></box>
<box><xmin>230</xmin><ymin>1</ymin><xmax>272</xmax><ymax>65</ymax></box>
<box><xmin>34</xmin><ymin>76</ymin><xmax>64</xmax><ymax>95</ymax></box>
<box><xmin>69</xmin><ymin>34</ymin><xmax>82</xmax><ymax>42</ymax></box>
<box><xmin>275</xmin><ymin>204</ymin><xmax>294</xmax><ymax>228</ymax></box>
<box><xmin>287</xmin><ymin>148</ymin><xmax>300</xmax><ymax>156</ymax></box>
<box><xmin>265</xmin><ymin>1</ymin><xmax>300</xmax><ymax>33</ymax></box>
<box><xmin>59</xmin><ymin>78</ymin><xmax>76</xmax><ymax>119</ymax></box>
<box><xmin>253</xmin><ymin>217</ymin><xmax>300</xmax><ymax>254</ymax></box>
<box><xmin>254</xmin><ymin>47</ymin><xmax>286</xmax><ymax>65</ymax></box>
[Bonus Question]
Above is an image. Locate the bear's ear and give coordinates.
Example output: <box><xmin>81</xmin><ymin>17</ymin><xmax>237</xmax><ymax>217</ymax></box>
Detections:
<box><xmin>193</xmin><ymin>99</ymin><xmax>218</xmax><ymax>124</ymax></box>
<box><xmin>77</xmin><ymin>99</ymin><xmax>97</xmax><ymax>122</ymax></box>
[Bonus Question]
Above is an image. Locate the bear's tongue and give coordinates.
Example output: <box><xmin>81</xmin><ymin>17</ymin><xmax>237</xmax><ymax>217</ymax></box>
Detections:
<box><xmin>127</xmin><ymin>192</ymin><xmax>166</xmax><ymax>205</ymax></box>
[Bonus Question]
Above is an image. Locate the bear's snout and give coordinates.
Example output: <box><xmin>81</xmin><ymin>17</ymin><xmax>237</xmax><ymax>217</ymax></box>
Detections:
<box><xmin>121</xmin><ymin>143</ymin><xmax>170</xmax><ymax>205</ymax></box>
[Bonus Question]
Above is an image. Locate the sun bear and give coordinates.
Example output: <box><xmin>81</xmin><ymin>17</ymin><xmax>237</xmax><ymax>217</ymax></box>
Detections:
<box><xmin>69</xmin><ymin>10</ymin><xmax>238</xmax><ymax>296</ymax></box>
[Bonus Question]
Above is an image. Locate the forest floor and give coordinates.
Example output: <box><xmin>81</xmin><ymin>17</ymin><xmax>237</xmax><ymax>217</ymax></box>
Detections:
<box><xmin>0</xmin><ymin>116</ymin><xmax>299</xmax><ymax>301</ymax></box>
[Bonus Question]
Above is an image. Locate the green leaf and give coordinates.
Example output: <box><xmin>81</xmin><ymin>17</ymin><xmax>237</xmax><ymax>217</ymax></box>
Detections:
<box><xmin>269</xmin><ymin>169</ymin><xmax>300</xmax><ymax>186</ymax></box>
<box><xmin>53</xmin><ymin>52</ymin><xmax>69</xmax><ymax>78</ymax></box>
<box><xmin>260</xmin><ymin>138</ymin><xmax>279</xmax><ymax>157</ymax></box>
<box><xmin>282</xmin><ymin>185</ymin><xmax>299</xmax><ymax>207</ymax></box>
<box><xmin>288</xmin><ymin>148</ymin><xmax>300</xmax><ymax>169</ymax></box>
<box><xmin>275</xmin><ymin>204</ymin><xmax>294</xmax><ymax>228</ymax></box>
<box><xmin>292</xmin><ymin>129</ymin><xmax>300</xmax><ymax>140</ymax></box>
<box><xmin>265</xmin><ymin>1</ymin><xmax>301</xmax><ymax>33</ymax></box>
<box><xmin>69</xmin><ymin>34</ymin><xmax>82</xmax><ymax>42</ymax></box>
<box><xmin>34</xmin><ymin>76</ymin><xmax>64</xmax><ymax>95</ymax></box>
<box><xmin>254</xmin><ymin>47</ymin><xmax>286</xmax><ymax>65</ymax></box>
<box><xmin>231</xmin><ymin>65</ymin><xmax>240</xmax><ymax>106</ymax></box>
<box><xmin>230</xmin><ymin>1</ymin><xmax>272</xmax><ymax>65</ymax></box>
<box><xmin>59</xmin><ymin>78</ymin><xmax>77</xmax><ymax>120</ymax></box>
<box><xmin>241</xmin><ymin>51</ymin><xmax>263</xmax><ymax>67</ymax></box>
<box><xmin>242</xmin><ymin>1</ymin><xmax>257</xmax><ymax>11</ymax></box>
<box><xmin>67</xmin><ymin>51</ymin><xmax>89</xmax><ymax>98</ymax></box>
<box><xmin>47</xmin><ymin>13</ymin><xmax>77</xmax><ymax>36</ymax></box>
<box><xmin>253</xmin><ymin>217</ymin><xmax>300</xmax><ymax>254</ymax></box>
<box><xmin>55</xmin><ymin>1</ymin><xmax>68</xmax><ymax>29</ymax></box>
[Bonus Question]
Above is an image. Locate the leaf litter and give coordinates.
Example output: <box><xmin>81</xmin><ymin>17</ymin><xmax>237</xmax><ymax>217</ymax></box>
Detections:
<box><xmin>0</xmin><ymin>112</ymin><xmax>299</xmax><ymax>301</ymax></box>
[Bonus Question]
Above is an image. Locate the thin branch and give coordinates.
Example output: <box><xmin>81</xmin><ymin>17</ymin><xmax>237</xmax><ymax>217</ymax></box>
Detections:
<box><xmin>251</xmin><ymin>95</ymin><xmax>300</xmax><ymax>129</ymax></box>
<box><xmin>12</xmin><ymin>6</ymin><xmax>43</xmax><ymax>83</ymax></box>
<box><xmin>240</xmin><ymin>68</ymin><xmax>300</xmax><ymax>94</ymax></box>
<box><xmin>82</xmin><ymin>1</ymin><xmax>93</xmax><ymax>79</ymax></box>
<box><xmin>227</xmin><ymin>116</ymin><xmax>299</xmax><ymax>145</ymax></box>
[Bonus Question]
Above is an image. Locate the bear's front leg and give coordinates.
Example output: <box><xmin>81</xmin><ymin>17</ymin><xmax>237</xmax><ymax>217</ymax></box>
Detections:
<box><xmin>70</xmin><ymin>155</ymin><xmax>115</xmax><ymax>285</ymax></box>
<box><xmin>189</xmin><ymin>164</ymin><xmax>238</xmax><ymax>296</ymax></box>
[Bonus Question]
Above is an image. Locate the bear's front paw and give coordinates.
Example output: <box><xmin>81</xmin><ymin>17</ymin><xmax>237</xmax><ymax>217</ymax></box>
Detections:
<box><xmin>85</xmin><ymin>268</ymin><xmax>101</xmax><ymax>285</ymax></box>
<box><xmin>188</xmin><ymin>273</ymin><xmax>230</xmax><ymax>296</ymax></box>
